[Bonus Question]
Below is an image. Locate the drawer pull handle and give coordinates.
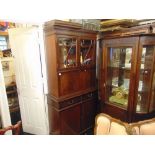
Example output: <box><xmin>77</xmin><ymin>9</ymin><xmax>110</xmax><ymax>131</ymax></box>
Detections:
<box><xmin>68</xmin><ymin>100</ymin><xmax>74</xmax><ymax>105</ymax></box>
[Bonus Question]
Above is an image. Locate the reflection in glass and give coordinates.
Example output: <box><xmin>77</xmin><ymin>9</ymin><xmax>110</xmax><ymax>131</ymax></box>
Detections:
<box><xmin>136</xmin><ymin>46</ymin><xmax>154</xmax><ymax>112</ymax></box>
<box><xmin>150</xmin><ymin>69</ymin><xmax>155</xmax><ymax>112</ymax></box>
<box><xmin>80</xmin><ymin>39</ymin><xmax>95</xmax><ymax>65</ymax></box>
<box><xmin>58</xmin><ymin>38</ymin><xmax>77</xmax><ymax>69</ymax></box>
<box><xmin>106</xmin><ymin>47</ymin><xmax>132</xmax><ymax>109</ymax></box>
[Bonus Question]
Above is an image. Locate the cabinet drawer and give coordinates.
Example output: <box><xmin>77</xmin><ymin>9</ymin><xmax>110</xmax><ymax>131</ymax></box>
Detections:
<box><xmin>82</xmin><ymin>91</ymin><xmax>97</xmax><ymax>101</ymax></box>
<box><xmin>60</xmin><ymin>96</ymin><xmax>81</xmax><ymax>109</ymax></box>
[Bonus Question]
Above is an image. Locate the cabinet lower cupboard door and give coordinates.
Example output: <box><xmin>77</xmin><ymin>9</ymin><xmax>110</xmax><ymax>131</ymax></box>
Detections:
<box><xmin>60</xmin><ymin>104</ymin><xmax>81</xmax><ymax>135</ymax></box>
<box><xmin>81</xmin><ymin>100</ymin><xmax>96</xmax><ymax>131</ymax></box>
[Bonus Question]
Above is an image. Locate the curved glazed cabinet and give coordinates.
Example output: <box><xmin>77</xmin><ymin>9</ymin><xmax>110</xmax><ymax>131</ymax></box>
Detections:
<box><xmin>99</xmin><ymin>25</ymin><xmax>155</xmax><ymax>123</ymax></box>
<box><xmin>44</xmin><ymin>20</ymin><xmax>98</xmax><ymax>134</ymax></box>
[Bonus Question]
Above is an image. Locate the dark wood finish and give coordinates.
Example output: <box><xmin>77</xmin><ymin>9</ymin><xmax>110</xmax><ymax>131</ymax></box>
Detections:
<box><xmin>81</xmin><ymin>98</ymin><xmax>97</xmax><ymax>132</ymax></box>
<box><xmin>100</xmin><ymin>23</ymin><xmax>154</xmax><ymax>39</ymax></box>
<box><xmin>61</xmin><ymin>104</ymin><xmax>81</xmax><ymax>135</ymax></box>
<box><xmin>59</xmin><ymin>70</ymin><xmax>80</xmax><ymax>96</ymax></box>
<box><xmin>99</xmin><ymin>25</ymin><xmax>155</xmax><ymax>123</ymax></box>
<box><xmin>47</xmin><ymin>91</ymin><xmax>97</xmax><ymax>135</ymax></box>
<box><xmin>101</xmin><ymin>37</ymin><xmax>139</xmax><ymax>122</ymax></box>
<box><xmin>44</xmin><ymin>20</ymin><xmax>97</xmax><ymax>134</ymax></box>
<box><xmin>101</xmin><ymin>102</ymin><xmax>127</xmax><ymax>122</ymax></box>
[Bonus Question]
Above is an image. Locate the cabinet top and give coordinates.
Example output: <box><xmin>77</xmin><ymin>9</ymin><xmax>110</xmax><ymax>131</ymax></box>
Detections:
<box><xmin>44</xmin><ymin>20</ymin><xmax>97</xmax><ymax>34</ymax></box>
<box><xmin>100</xmin><ymin>23</ymin><xmax>155</xmax><ymax>39</ymax></box>
<box><xmin>44</xmin><ymin>20</ymin><xmax>82</xmax><ymax>29</ymax></box>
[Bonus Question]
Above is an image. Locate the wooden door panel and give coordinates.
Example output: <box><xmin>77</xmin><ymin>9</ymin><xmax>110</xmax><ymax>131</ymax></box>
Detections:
<box><xmin>81</xmin><ymin>100</ymin><xmax>96</xmax><ymax>131</ymax></box>
<box><xmin>90</xmin><ymin>69</ymin><xmax>96</xmax><ymax>88</ymax></box>
<box><xmin>79</xmin><ymin>70</ymin><xmax>91</xmax><ymax>90</ymax></box>
<box><xmin>8</xmin><ymin>28</ymin><xmax>48</xmax><ymax>134</ymax></box>
<box><xmin>79</xmin><ymin>69</ymin><xmax>96</xmax><ymax>91</ymax></box>
<box><xmin>60</xmin><ymin>104</ymin><xmax>81</xmax><ymax>135</ymax></box>
<box><xmin>59</xmin><ymin>71</ymin><xmax>80</xmax><ymax>96</ymax></box>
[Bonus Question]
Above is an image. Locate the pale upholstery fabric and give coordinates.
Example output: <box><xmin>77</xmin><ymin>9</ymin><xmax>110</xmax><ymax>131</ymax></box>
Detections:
<box><xmin>96</xmin><ymin>116</ymin><xmax>111</xmax><ymax>135</ymax></box>
<box><xmin>140</xmin><ymin>122</ymin><xmax>155</xmax><ymax>135</ymax></box>
<box><xmin>131</xmin><ymin>126</ymin><xmax>140</xmax><ymax>135</ymax></box>
<box><xmin>94</xmin><ymin>113</ymin><xmax>129</xmax><ymax>135</ymax></box>
<box><xmin>130</xmin><ymin>118</ymin><xmax>155</xmax><ymax>135</ymax></box>
<box><xmin>94</xmin><ymin>113</ymin><xmax>155</xmax><ymax>135</ymax></box>
<box><xmin>109</xmin><ymin>122</ymin><xmax>128</xmax><ymax>135</ymax></box>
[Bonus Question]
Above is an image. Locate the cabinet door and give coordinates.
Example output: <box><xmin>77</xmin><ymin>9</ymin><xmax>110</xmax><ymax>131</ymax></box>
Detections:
<box><xmin>135</xmin><ymin>36</ymin><xmax>155</xmax><ymax>113</ymax></box>
<box><xmin>79</xmin><ymin>68</ymin><xmax>96</xmax><ymax>91</ymax></box>
<box><xmin>105</xmin><ymin>46</ymin><xmax>133</xmax><ymax>109</ymax></box>
<box><xmin>101</xmin><ymin>37</ymin><xmax>139</xmax><ymax>121</ymax></box>
<box><xmin>57</xmin><ymin>36</ymin><xmax>78</xmax><ymax>69</ymax></box>
<box><xmin>60</xmin><ymin>104</ymin><xmax>81</xmax><ymax>135</ymax></box>
<box><xmin>80</xmin><ymin>39</ymin><xmax>96</xmax><ymax>66</ymax></box>
<box><xmin>58</xmin><ymin>70</ymin><xmax>80</xmax><ymax>96</ymax></box>
<box><xmin>81</xmin><ymin>99</ymin><xmax>97</xmax><ymax>131</ymax></box>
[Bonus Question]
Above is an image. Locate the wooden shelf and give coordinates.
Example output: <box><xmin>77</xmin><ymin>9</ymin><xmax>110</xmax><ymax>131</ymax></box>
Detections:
<box><xmin>6</xmin><ymin>90</ymin><xmax>17</xmax><ymax>94</ymax></box>
<box><xmin>0</xmin><ymin>31</ymin><xmax>8</xmax><ymax>36</ymax></box>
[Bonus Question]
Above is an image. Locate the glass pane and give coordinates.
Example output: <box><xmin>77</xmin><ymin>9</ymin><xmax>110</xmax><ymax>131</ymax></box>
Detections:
<box><xmin>106</xmin><ymin>47</ymin><xmax>132</xmax><ymax>109</ymax></box>
<box><xmin>150</xmin><ymin>68</ymin><xmax>155</xmax><ymax>112</ymax></box>
<box><xmin>136</xmin><ymin>46</ymin><xmax>154</xmax><ymax>112</ymax></box>
<box><xmin>58</xmin><ymin>37</ymin><xmax>77</xmax><ymax>69</ymax></box>
<box><xmin>80</xmin><ymin>39</ymin><xmax>95</xmax><ymax>65</ymax></box>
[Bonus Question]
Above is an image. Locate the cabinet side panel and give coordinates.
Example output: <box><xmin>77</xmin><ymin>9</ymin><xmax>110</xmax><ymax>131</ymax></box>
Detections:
<box><xmin>44</xmin><ymin>34</ymin><xmax>58</xmax><ymax>97</ymax></box>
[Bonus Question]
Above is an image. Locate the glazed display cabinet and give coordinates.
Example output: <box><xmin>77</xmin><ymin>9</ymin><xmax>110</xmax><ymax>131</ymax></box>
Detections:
<box><xmin>99</xmin><ymin>24</ymin><xmax>155</xmax><ymax>122</ymax></box>
<box><xmin>44</xmin><ymin>20</ymin><xmax>97</xmax><ymax>134</ymax></box>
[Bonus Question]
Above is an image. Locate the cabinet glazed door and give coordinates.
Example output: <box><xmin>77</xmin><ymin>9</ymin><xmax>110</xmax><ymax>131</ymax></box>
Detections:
<box><xmin>105</xmin><ymin>47</ymin><xmax>132</xmax><ymax>109</ymax></box>
<box><xmin>57</xmin><ymin>36</ymin><xmax>78</xmax><ymax>69</ymax></box>
<box><xmin>80</xmin><ymin>39</ymin><xmax>96</xmax><ymax>66</ymax></box>
<box><xmin>101</xmin><ymin>37</ymin><xmax>139</xmax><ymax>121</ymax></box>
<box><xmin>79</xmin><ymin>38</ymin><xmax>96</xmax><ymax>91</ymax></box>
<box><xmin>135</xmin><ymin>36</ymin><xmax>155</xmax><ymax>115</ymax></box>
